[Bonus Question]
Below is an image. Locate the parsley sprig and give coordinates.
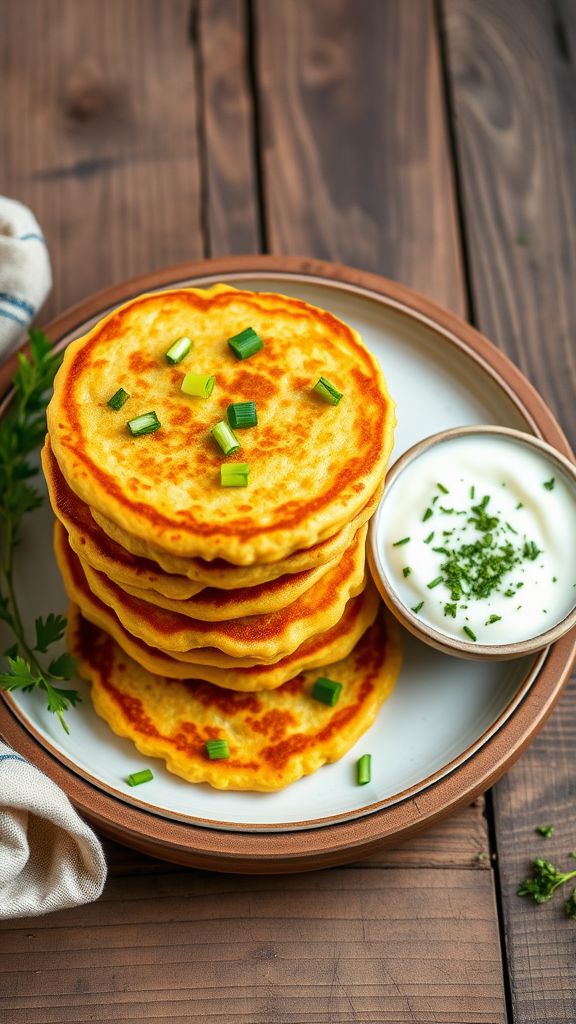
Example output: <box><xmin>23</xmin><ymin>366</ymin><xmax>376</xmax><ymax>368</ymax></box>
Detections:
<box><xmin>0</xmin><ymin>330</ymin><xmax>80</xmax><ymax>732</ymax></box>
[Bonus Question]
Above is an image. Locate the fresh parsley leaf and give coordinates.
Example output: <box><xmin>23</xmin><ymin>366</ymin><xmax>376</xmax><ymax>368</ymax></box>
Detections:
<box><xmin>0</xmin><ymin>655</ymin><xmax>40</xmax><ymax>691</ymax></box>
<box><xmin>518</xmin><ymin>858</ymin><xmax>576</xmax><ymax>904</ymax></box>
<box><xmin>34</xmin><ymin>613</ymin><xmax>67</xmax><ymax>653</ymax></box>
<box><xmin>48</xmin><ymin>652</ymin><xmax>78</xmax><ymax>680</ymax></box>
<box><xmin>0</xmin><ymin>329</ymin><xmax>79</xmax><ymax>730</ymax></box>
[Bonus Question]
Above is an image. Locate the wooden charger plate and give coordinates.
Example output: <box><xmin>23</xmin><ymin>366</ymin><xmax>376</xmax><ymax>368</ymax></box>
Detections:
<box><xmin>1</xmin><ymin>256</ymin><xmax>575</xmax><ymax>872</ymax></box>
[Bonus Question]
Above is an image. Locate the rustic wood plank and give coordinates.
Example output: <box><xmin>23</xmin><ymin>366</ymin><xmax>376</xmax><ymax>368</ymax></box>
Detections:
<box><xmin>442</xmin><ymin>0</ymin><xmax>576</xmax><ymax>440</ymax></box>
<box><xmin>255</xmin><ymin>0</ymin><xmax>466</xmax><ymax>316</ymax></box>
<box><xmin>0</xmin><ymin>867</ymin><xmax>506</xmax><ymax>1024</ymax></box>
<box><xmin>0</xmin><ymin>0</ymin><xmax>204</xmax><ymax>320</ymax></box>
<box><xmin>443</xmin><ymin>1</ymin><xmax>576</xmax><ymax>1020</ymax></box>
<box><xmin>195</xmin><ymin>0</ymin><xmax>261</xmax><ymax>254</ymax></box>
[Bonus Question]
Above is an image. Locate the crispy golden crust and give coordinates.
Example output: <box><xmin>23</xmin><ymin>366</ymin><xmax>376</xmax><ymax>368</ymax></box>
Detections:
<box><xmin>43</xmin><ymin>439</ymin><xmax>382</xmax><ymax>597</ymax></box>
<box><xmin>65</xmin><ymin>583</ymin><xmax>379</xmax><ymax>691</ymax></box>
<box><xmin>55</xmin><ymin>520</ymin><xmax>367</xmax><ymax>661</ymax></box>
<box><xmin>70</xmin><ymin>608</ymin><xmax>403</xmax><ymax>791</ymax></box>
<box><xmin>47</xmin><ymin>285</ymin><xmax>395</xmax><ymax>564</ymax></box>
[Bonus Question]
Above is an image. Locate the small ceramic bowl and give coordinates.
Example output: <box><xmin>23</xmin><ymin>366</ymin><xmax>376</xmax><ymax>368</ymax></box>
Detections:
<box><xmin>368</xmin><ymin>425</ymin><xmax>576</xmax><ymax>660</ymax></box>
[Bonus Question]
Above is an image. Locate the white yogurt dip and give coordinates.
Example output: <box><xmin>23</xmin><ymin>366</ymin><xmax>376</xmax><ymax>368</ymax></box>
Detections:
<box><xmin>373</xmin><ymin>433</ymin><xmax>576</xmax><ymax>645</ymax></box>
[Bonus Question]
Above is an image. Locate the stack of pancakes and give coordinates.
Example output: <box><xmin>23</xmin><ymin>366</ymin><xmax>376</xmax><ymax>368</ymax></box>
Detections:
<box><xmin>43</xmin><ymin>285</ymin><xmax>401</xmax><ymax>790</ymax></box>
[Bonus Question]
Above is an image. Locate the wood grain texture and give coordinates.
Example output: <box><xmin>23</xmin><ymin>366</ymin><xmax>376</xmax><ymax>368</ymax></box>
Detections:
<box><xmin>444</xmin><ymin>1</ymin><xmax>576</xmax><ymax>1020</ymax></box>
<box><xmin>0</xmin><ymin>0</ymin><xmax>204</xmax><ymax>320</ymax></box>
<box><xmin>195</xmin><ymin>0</ymin><xmax>261</xmax><ymax>254</ymax></box>
<box><xmin>255</xmin><ymin>0</ymin><xmax>466</xmax><ymax>315</ymax></box>
<box><xmin>443</xmin><ymin>0</ymin><xmax>576</xmax><ymax>443</ymax></box>
<box><xmin>0</xmin><ymin>867</ymin><xmax>505</xmax><ymax>1024</ymax></box>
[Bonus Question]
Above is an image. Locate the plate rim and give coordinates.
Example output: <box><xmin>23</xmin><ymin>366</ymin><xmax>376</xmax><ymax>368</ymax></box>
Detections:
<box><xmin>1</xmin><ymin>255</ymin><xmax>575</xmax><ymax>868</ymax></box>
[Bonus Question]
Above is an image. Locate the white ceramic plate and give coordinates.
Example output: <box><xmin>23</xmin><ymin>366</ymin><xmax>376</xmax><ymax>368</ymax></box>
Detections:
<box><xmin>0</xmin><ymin>272</ymin><xmax>547</xmax><ymax>832</ymax></box>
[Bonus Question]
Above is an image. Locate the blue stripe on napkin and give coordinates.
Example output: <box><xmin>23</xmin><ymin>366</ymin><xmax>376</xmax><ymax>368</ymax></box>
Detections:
<box><xmin>0</xmin><ymin>753</ymin><xmax>28</xmax><ymax>765</ymax></box>
<box><xmin>0</xmin><ymin>307</ymin><xmax>28</xmax><ymax>326</ymax></box>
<box><xmin>0</xmin><ymin>292</ymin><xmax>35</xmax><ymax>317</ymax></box>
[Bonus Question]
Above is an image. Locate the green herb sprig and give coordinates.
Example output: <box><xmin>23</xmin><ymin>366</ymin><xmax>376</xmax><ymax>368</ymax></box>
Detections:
<box><xmin>518</xmin><ymin>857</ymin><xmax>576</xmax><ymax>905</ymax></box>
<box><xmin>0</xmin><ymin>330</ymin><xmax>80</xmax><ymax>732</ymax></box>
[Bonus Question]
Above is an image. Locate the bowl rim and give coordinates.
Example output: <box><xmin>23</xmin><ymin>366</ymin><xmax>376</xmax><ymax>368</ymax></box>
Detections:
<box><xmin>369</xmin><ymin>424</ymin><xmax>576</xmax><ymax>659</ymax></box>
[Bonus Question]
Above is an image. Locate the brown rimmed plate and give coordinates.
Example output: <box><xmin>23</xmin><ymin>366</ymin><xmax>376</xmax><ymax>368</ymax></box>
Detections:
<box><xmin>0</xmin><ymin>256</ymin><xmax>574</xmax><ymax>872</ymax></box>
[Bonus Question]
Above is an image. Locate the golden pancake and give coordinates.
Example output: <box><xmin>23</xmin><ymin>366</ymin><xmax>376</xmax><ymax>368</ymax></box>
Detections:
<box><xmin>59</xmin><ymin>536</ymin><xmax>379</xmax><ymax>685</ymax></box>
<box><xmin>47</xmin><ymin>285</ymin><xmax>394</xmax><ymax>565</ymax></box>
<box><xmin>43</xmin><ymin>437</ymin><xmax>381</xmax><ymax>596</ymax></box>
<box><xmin>70</xmin><ymin>609</ymin><xmax>403</xmax><ymax>791</ymax></box>
<box><xmin>92</xmin><ymin>481</ymin><xmax>381</xmax><ymax>588</ymax></box>
<box><xmin>66</xmin><ymin>581</ymin><xmax>378</xmax><ymax>690</ymax></box>
<box><xmin>56</xmin><ymin>521</ymin><xmax>367</xmax><ymax>660</ymax></box>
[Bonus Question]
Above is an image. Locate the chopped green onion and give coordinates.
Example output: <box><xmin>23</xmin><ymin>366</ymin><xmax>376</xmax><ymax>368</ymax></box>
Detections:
<box><xmin>127</xmin><ymin>411</ymin><xmax>161</xmax><ymax>436</ymax></box>
<box><xmin>412</xmin><ymin>601</ymin><xmax>424</xmax><ymax>614</ymax></box>
<box><xmin>228</xmin><ymin>327</ymin><xmax>263</xmax><ymax>360</ymax></box>
<box><xmin>182</xmin><ymin>372</ymin><xmax>216</xmax><ymax>398</ymax></box>
<box><xmin>402</xmin><ymin>566</ymin><xmax>412</xmax><ymax>578</ymax></box>
<box><xmin>107</xmin><ymin>387</ymin><xmax>130</xmax><ymax>410</ymax></box>
<box><xmin>313</xmin><ymin>377</ymin><xmax>343</xmax><ymax>405</ymax></box>
<box><xmin>356</xmin><ymin>754</ymin><xmax>371</xmax><ymax>786</ymax></box>
<box><xmin>543</xmin><ymin>478</ymin><xmax>555</xmax><ymax>491</ymax></box>
<box><xmin>227</xmin><ymin>401</ymin><xmax>257</xmax><ymax>428</ymax></box>
<box><xmin>422</xmin><ymin>507</ymin><xmax>433</xmax><ymax>522</ymax></box>
<box><xmin>437</xmin><ymin>482</ymin><xmax>449</xmax><ymax>494</ymax></box>
<box><xmin>427</xmin><ymin>576</ymin><xmax>443</xmax><ymax>589</ymax></box>
<box><xmin>463</xmin><ymin>626</ymin><xmax>477</xmax><ymax>642</ymax></box>
<box><xmin>424</xmin><ymin>531</ymin><xmax>435</xmax><ymax>544</ymax></box>
<box><xmin>311</xmin><ymin>676</ymin><xmax>342</xmax><ymax>707</ymax></box>
<box><xmin>212</xmin><ymin>420</ymin><xmax>240</xmax><ymax>455</ymax></box>
<box><xmin>205</xmin><ymin>738</ymin><xmax>230</xmax><ymax>760</ymax></box>
<box><xmin>392</xmin><ymin>536</ymin><xmax>410</xmax><ymax>547</ymax></box>
<box><xmin>221</xmin><ymin>463</ymin><xmax>250</xmax><ymax>487</ymax></box>
<box><xmin>126</xmin><ymin>768</ymin><xmax>154</xmax><ymax>787</ymax></box>
<box><xmin>165</xmin><ymin>336</ymin><xmax>192</xmax><ymax>365</ymax></box>
<box><xmin>486</xmin><ymin>614</ymin><xmax>502</xmax><ymax>625</ymax></box>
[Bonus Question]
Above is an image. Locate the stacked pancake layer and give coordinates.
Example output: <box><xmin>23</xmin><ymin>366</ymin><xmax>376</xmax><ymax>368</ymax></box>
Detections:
<box><xmin>45</xmin><ymin>285</ymin><xmax>400</xmax><ymax>790</ymax></box>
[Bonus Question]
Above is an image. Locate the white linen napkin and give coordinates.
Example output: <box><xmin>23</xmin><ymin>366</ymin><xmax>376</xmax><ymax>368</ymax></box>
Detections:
<box><xmin>0</xmin><ymin>196</ymin><xmax>107</xmax><ymax>917</ymax></box>
<box><xmin>0</xmin><ymin>742</ymin><xmax>106</xmax><ymax>918</ymax></box>
<box><xmin>0</xmin><ymin>196</ymin><xmax>52</xmax><ymax>361</ymax></box>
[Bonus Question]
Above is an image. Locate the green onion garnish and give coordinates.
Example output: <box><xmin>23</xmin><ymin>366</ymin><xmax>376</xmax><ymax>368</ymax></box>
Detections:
<box><xmin>486</xmin><ymin>614</ymin><xmax>502</xmax><ymax>625</ymax></box>
<box><xmin>427</xmin><ymin>576</ymin><xmax>443</xmax><ymax>589</ymax></box>
<box><xmin>212</xmin><ymin>420</ymin><xmax>240</xmax><ymax>455</ymax></box>
<box><xmin>127</xmin><ymin>411</ymin><xmax>161</xmax><ymax>436</ymax></box>
<box><xmin>424</xmin><ymin>531</ymin><xmax>434</xmax><ymax>544</ymax></box>
<box><xmin>126</xmin><ymin>768</ymin><xmax>154</xmax><ymax>787</ymax></box>
<box><xmin>221</xmin><ymin>463</ymin><xmax>250</xmax><ymax>487</ymax></box>
<box><xmin>165</xmin><ymin>336</ymin><xmax>192</xmax><ymax>365</ymax></box>
<box><xmin>311</xmin><ymin>676</ymin><xmax>343</xmax><ymax>707</ymax></box>
<box><xmin>227</xmin><ymin>401</ymin><xmax>257</xmax><ymax>428</ymax></box>
<box><xmin>543</xmin><ymin>478</ymin><xmax>555</xmax><ymax>491</ymax></box>
<box><xmin>412</xmin><ymin>601</ymin><xmax>424</xmax><ymax>614</ymax></box>
<box><xmin>463</xmin><ymin>626</ymin><xmax>477</xmax><ymax>642</ymax></box>
<box><xmin>181</xmin><ymin>372</ymin><xmax>216</xmax><ymax>398</ymax></box>
<box><xmin>422</xmin><ymin>507</ymin><xmax>433</xmax><ymax>522</ymax></box>
<box><xmin>392</xmin><ymin>536</ymin><xmax>410</xmax><ymax>547</ymax></box>
<box><xmin>356</xmin><ymin>754</ymin><xmax>371</xmax><ymax>786</ymax></box>
<box><xmin>313</xmin><ymin>377</ymin><xmax>343</xmax><ymax>405</ymax></box>
<box><xmin>205</xmin><ymin>738</ymin><xmax>230</xmax><ymax>760</ymax></box>
<box><xmin>107</xmin><ymin>387</ymin><xmax>130</xmax><ymax>410</ymax></box>
<box><xmin>403</xmin><ymin>566</ymin><xmax>412</xmax><ymax>577</ymax></box>
<box><xmin>437</xmin><ymin>482</ymin><xmax>449</xmax><ymax>494</ymax></box>
<box><xmin>228</xmin><ymin>327</ymin><xmax>263</xmax><ymax>360</ymax></box>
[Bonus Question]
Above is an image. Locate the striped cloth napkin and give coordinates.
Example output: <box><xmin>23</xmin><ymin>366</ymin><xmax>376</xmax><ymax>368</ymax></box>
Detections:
<box><xmin>0</xmin><ymin>196</ymin><xmax>52</xmax><ymax>360</ymax></box>
<box><xmin>0</xmin><ymin>196</ymin><xmax>107</xmax><ymax>918</ymax></box>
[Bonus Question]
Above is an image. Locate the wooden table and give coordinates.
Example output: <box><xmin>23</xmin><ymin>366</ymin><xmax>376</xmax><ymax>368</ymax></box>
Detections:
<box><xmin>1</xmin><ymin>2</ymin><xmax>575</xmax><ymax>1021</ymax></box>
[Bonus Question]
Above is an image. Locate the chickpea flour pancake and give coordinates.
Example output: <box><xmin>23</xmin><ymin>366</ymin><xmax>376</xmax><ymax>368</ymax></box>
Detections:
<box><xmin>43</xmin><ymin>438</ymin><xmax>382</xmax><ymax>596</ymax></box>
<box><xmin>47</xmin><ymin>285</ymin><xmax>395</xmax><ymax>565</ymax></box>
<box><xmin>70</xmin><ymin>609</ymin><xmax>403</xmax><ymax>791</ymax></box>
<box><xmin>64</xmin><ymin>579</ymin><xmax>378</xmax><ymax>691</ymax></box>
<box><xmin>55</xmin><ymin>521</ymin><xmax>367</xmax><ymax>661</ymax></box>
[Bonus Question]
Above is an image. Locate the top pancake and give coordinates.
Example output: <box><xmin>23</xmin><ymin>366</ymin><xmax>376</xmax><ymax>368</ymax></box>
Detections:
<box><xmin>47</xmin><ymin>285</ymin><xmax>395</xmax><ymax>565</ymax></box>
